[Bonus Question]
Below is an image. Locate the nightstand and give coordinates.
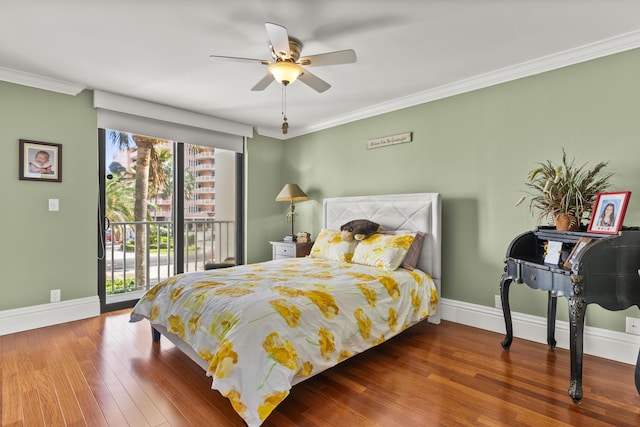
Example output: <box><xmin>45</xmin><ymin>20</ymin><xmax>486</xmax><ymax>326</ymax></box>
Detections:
<box><xmin>270</xmin><ymin>241</ymin><xmax>313</xmax><ymax>260</ymax></box>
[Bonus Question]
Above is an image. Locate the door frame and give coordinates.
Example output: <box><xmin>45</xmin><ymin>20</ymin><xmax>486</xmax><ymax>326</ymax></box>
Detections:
<box><xmin>98</xmin><ymin>131</ymin><xmax>244</xmax><ymax>312</ymax></box>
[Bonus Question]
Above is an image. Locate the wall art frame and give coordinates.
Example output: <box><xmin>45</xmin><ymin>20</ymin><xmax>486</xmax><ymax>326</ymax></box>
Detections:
<box><xmin>19</xmin><ymin>139</ymin><xmax>62</xmax><ymax>182</ymax></box>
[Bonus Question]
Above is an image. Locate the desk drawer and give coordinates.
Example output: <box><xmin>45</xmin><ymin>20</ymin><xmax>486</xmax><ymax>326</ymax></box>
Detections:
<box><xmin>520</xmin><ymin>264</ymin><xmax>554</xmax><ymax>291</ymax></box>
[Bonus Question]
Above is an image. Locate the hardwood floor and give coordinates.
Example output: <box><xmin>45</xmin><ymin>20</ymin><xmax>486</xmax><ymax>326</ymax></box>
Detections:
<box><xmin>2</xmin><ymin>310</ymin><xmax>639</xmax><ymax>426</ymax></box>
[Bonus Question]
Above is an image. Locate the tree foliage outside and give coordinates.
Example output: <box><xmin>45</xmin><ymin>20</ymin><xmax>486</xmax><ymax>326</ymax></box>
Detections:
<box><xmin>108</xmin><ymin>131</ymin><xmax>171</xmax><ymax>289</ymax></box>
<box><xmin>105</xmin><ymin>172</ymin><xmax>135</xmax><ymax>242</ymax></box>
<box><xmin>106</xmin><ymin>137</ymin><xmax>214</xmax><ymax>292</ymax></box>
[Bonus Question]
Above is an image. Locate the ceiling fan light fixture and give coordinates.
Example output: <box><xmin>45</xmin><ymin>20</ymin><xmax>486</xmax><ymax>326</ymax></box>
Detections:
<box><xmin>269</xmin><ymin>61</ymin><xmax>303</xmax><ymax>85</ymax></box>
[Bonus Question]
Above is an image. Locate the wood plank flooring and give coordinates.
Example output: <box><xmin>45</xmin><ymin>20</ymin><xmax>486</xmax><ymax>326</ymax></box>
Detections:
<box><xmin>1</xmin><ymin>309</ymin><xmax>639</xmax><ymax>426</ymax></box>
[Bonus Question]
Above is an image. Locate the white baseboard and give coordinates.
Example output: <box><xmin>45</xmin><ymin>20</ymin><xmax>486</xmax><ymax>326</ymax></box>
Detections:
<box><xmin>1</xmin><ymin>296</ymin><xmax>638</xmax><ymax>366</ymax></box>
<box><xmin>440</xmin><ymin>298</ymin><xmax>640</xmax><ymax>365</ymax></box>
<box><xmin>0</xmin><ymin>296</ymin><xmax>101</xmax><ymax>336</ymax></box>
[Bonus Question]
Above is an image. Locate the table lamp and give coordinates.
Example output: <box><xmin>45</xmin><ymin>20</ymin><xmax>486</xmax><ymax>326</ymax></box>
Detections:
<box><xmin>275</xmin><ymin>183</ymin><xmax>308</xmax><ymax>240</ymax></box>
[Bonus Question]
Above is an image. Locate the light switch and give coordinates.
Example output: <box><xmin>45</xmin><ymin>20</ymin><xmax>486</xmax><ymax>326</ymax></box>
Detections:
<box><xmin>48</xmin><ymin>198</ymin><xmax>59</xmax><ymax>211</ymax></box>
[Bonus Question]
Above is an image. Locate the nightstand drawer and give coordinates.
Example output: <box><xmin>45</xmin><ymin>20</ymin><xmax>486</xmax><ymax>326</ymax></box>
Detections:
<box><xmin>270</xmin><ymin>241</ymin><xmax>314</xmax><ymax>260</ymax></box>
<box><xmin>274</xmin><ymin>245</ymin><xmax>294</xmax><ymax>257</ymax></box>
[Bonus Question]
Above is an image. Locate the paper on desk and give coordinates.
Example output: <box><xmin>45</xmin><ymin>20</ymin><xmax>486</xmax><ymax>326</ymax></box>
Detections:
<box><xmin>544</xmin><ymin>240</ymin><xmax>563</xmax><ymax>265</ymax></box>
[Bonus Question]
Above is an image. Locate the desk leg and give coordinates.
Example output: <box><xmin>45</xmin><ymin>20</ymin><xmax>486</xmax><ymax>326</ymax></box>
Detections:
<box><xmin>635</xmin><ymin>347</ymin><xmax>640</xmax><ymax>395</ymax></box>
<box><xmin>500</xmin><ymin>275</ymin><xmax>513</xmax><ymax>351</ymax></box>
<box><xmin>547</xmin><ymin>292</ymin><xmax>557</xmax><ymax>350</ymax></box>
<box><xmin>568</xmin><ymin>294</ymin><xmax>587</xmax><ymax>402</ymax></box>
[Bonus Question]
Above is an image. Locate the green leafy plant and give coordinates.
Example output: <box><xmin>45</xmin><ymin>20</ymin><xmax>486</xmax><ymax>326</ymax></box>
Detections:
<box><xmin>106</xmin><ymin>278</ymin><xmax>136</xmax><ymax>295</ymax></box>
<box><xmin>516</xmin><ymin>149</ymin><xmax>612</xmax><ymax>229</ymax></box>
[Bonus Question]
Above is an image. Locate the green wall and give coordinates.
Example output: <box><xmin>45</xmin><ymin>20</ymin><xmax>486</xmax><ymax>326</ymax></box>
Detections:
<box><xmin>244</xmin><ymin>135</ymin><xmax>285</xmax><ymax>263</ymax></box>
<box><xmin>247</xmin><ymin>47</ymin><xmax>640</xmax><ymax>332</ymax></box>
<box><xmin>0</xmin><ymin>82</ymin><xmax>97</xmax><ymax>310</ymax></box>
<box><xmin>3</xmin><ymin>47</ymin><xmax>640</xmax><ymax>335</ymax></box>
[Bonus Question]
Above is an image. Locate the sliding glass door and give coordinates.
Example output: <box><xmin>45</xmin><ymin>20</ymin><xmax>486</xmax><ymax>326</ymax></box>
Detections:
<box><xmin>98</xmin><ymin>129</ymin><xmax>242</xmax><ymax>312</ymax></box>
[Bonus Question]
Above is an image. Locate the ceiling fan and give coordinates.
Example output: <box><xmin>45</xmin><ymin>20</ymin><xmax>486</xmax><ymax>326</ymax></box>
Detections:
<box><xmin>209</xmin><ymin>22</ymin><xmax>357</xmax><ymax>93</ymax></box>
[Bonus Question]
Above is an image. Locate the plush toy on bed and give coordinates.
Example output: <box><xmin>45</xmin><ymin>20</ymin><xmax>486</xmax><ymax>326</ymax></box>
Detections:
<box><xmin>340</xmin><ymin>219</ymin><xmax>382</xmax><ymax>241</ymax></box>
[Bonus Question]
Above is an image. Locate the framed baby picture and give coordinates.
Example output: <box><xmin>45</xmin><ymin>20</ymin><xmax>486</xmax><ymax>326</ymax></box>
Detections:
<box><xmin>19</xmin><ymin>139</ymin><xmax>62</xmax><ymax>182</ymax></box>
<box><xmin>587</xmin><ymin>191</ymin><xmax>631</xmax><ymax>234</ymax></box>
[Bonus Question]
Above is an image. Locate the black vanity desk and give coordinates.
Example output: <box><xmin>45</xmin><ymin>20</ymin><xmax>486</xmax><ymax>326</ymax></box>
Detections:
<box><xmin>499</xmin><ymin>227</ymin><xmax>640</xmax><ymax>401</ymax></box>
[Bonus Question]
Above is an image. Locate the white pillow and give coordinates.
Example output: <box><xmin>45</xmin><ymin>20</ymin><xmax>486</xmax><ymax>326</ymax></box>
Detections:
<box><xmin>379</xmin><ymin>230</ymin><xmax>425</xmax><ymax>270</ymax></box>
<box><xmin>309</xmin><ymin>229</ymin><xmax>358</xmax><ymax>262</ymax></box>
<box><xmin>352</xmin><ymin>232</ymin><xmax>416</xmax><ymax>271</ymax></box>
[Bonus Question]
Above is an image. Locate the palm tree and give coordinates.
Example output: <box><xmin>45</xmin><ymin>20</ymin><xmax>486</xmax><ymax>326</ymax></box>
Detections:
<box><xmin>184</xmin><ymin>167</ymin><xmax>196</xmax><ymax>201</ymax></box>
<box><xmin>150</xmin><ymin>147</ymin><xmax>173</xmax><ymax>211</ymax></box>
<box><xmin>109</xmin><ymin>130</ymin><xmax>169</xmax><ymax>289</ymax></box>
<box><xmin>105</xmin><ymin>173</ymin><xmax>135</xmax><ymax>243</ymax></box>
<box><xmin>153</xmin><ymin>149</ymin><xmax>196</xmax><ymax>202</ymax></box>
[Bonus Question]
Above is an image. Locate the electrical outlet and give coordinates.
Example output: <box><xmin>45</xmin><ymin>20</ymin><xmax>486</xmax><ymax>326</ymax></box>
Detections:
<box><xmin>50</xmin><ymin>289</ymin><xmax>61</xmax><ymax>303</ymax></box>
<box><xmin>495</xmin><ymin>295</ymin><xmax>502</xmax><ymax>309</ymax></box>
<box><xmin>625</xmin><ymin>317</ymin><xmax>640</xmax><ymax>335</ymax></box>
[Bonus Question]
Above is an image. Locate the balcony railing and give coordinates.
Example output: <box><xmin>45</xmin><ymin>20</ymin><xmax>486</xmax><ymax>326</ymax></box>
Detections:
<box><xmin>195</xmin><ymin>152</ymin><xmax>215</xmax><ymax>159</ymax></box>
<box><xmin>195</xmin><ymin>176</ymin><xmax>215</xmax><ymax>182</ymax></box>
<box><xmin>195</xmin><ymin>198</ymin><xmax>215</xmax><ymax>205</ymax></box>
<box><xmin>105</xmin><ymin>219</ymin><xmax>235</xmax><ymax>299</ymax></box>
<box><xmin>195</xmin><ymin>187</ymin><xmax>215</xmax><ymax>194</ymax></box>
<box><xmin>195</xmin><ymin>163</ymin><xmax>214</xmax><ymax>170</ymax></box>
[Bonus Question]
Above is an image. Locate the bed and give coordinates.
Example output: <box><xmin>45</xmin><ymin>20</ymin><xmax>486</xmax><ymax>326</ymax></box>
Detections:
<box><xmin>130</xmin><ymin>192</ymin><xmax>441</xmax><ymax>426</ymax></box>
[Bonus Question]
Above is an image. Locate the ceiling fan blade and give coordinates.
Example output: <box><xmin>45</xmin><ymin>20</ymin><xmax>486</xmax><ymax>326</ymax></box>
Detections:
<box><xmin>265</xmin><ymin>22</ymin><xmax>291</xmax><ymax>59</ymax></box>
<box><xmin>251</xmin><ymin>73</ymin><xmax>274</xmax><ymax>91</ymax></box>
<box><xmin>209</xmin><ymin>54</ymin><xmax>271</xmax><ymax>65</ymax></box>
<box><xmin>298</xmin><ymin>69</ymin><xmax>331</xmax><ymax>93</ymax></box>
<box><xmin>299</xmin><ymin>49</ymin><xmax>357</xmax><ymax>67</ymax></box>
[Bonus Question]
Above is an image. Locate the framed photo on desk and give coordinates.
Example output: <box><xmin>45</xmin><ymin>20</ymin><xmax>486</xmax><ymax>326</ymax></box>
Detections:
<box><xmin>587</xmin><ymin>191</ymin><xmax>631</xmax><ymax>234</ymax></box>
<box><xmin>564</xmin><ymin>237</ymin><xmax>592</xmax><ymax>269</ymax></box>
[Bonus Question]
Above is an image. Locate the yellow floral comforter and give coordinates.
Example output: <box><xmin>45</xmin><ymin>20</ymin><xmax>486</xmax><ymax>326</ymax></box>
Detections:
<box><xmin>130</xmin><ymin>257</ymin><xmax>438</xmax><ymax>427</ymax></box>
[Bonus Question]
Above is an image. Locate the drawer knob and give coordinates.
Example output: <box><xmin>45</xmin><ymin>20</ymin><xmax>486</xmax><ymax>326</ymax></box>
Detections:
<box><xmin>530</xmin><ymin>274</ymin><xmax>536</xmax><ymax>281</ymax></box>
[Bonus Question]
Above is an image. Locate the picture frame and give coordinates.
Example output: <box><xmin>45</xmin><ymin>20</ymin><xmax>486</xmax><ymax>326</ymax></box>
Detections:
<box><xmin>564</xmin><ymin>237</ymin><xmax>592</xmax><ymax>269</ymax></box>
<box><xmin>19</xmin><ymin>139</ymin><xmax>62</xmax><ymax>182</ymax></box>
<box><xmin>587</xmin><ymin>191</ymin><xmax>631</xmax><ymax>234</ymax></box>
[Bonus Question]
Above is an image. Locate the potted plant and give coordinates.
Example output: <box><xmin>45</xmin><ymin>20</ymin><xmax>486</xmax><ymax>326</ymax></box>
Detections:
<box><xmin>516</xmin><ymin>149</ymin><xmax>612</xmax><ymax>231</ymax></box>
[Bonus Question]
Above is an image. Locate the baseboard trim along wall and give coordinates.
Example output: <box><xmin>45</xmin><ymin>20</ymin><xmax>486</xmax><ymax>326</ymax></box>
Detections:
<box><xmin>440</xmin><ymin>298</ymin><xmax>640</xmax><ymax>366</ymax></box>
<box><xmin>0</xmin><ymin>296</ymin><xmax>100</xmax><ymax>336</ymax></box>
<box><xmin>1</xmin><ymin>296</ymin><xmax>639</xmax><ymax>367</ymax></box>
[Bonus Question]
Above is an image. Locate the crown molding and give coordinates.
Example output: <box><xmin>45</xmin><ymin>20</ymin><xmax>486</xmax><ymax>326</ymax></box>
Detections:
<box><xmin>0</xmin><ymin>66</ymin><xmax>85</xmax><ymax>95</ymax></box>
<box><xmin>4</xmin><ymin>28</ymin><xmax>640</xmax><ymax>138</ymax></box>
<box><xmin>273</xmin><ymin>29</ymin><xmax>640</xmax><ymax>140</ymax></box>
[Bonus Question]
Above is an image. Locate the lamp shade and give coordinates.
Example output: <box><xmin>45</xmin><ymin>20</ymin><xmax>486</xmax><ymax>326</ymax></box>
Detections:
<box><xmin>269</xmin><ymin>61</ymin><xmax>303</xmax><ymax>85</ymax></box>
<box><xmin>275</xmin><ymin>183</ymin><xmax>308</xmax><ymax>202</ymax></box>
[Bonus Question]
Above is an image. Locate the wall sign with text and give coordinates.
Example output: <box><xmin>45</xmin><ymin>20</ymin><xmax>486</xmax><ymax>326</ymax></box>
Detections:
<box><xmin>366</xmin><ymin>132</ymin><xmax>412</xmax><ymax>149</ymax></box>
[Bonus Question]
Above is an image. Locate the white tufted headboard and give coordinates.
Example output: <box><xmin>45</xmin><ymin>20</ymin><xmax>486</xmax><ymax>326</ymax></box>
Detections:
<box><xmin>323</xmin><ymin>193</ymin><xmax>441</xmax><ymax>323</ymax></box>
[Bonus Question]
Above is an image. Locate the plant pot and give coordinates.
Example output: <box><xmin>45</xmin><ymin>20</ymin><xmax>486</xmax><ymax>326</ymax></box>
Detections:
<box><xmin>554</xmin><ymin>213</ymin><xmax>579</xmax><ymax>231</ymax></box>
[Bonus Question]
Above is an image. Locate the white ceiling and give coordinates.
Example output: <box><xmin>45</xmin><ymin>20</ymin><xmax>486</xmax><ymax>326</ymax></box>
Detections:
<box><xmin>2</xmin><ymin>1</ymin><xmax>640</xmax><ymax>139</ymax></box>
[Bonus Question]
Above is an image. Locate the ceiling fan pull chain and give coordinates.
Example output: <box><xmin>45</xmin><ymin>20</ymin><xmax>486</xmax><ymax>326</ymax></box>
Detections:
<box><xmin>281</xmin><ymin>84</ymin><xmax>289</xmax><ymax>134</ymax></box>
